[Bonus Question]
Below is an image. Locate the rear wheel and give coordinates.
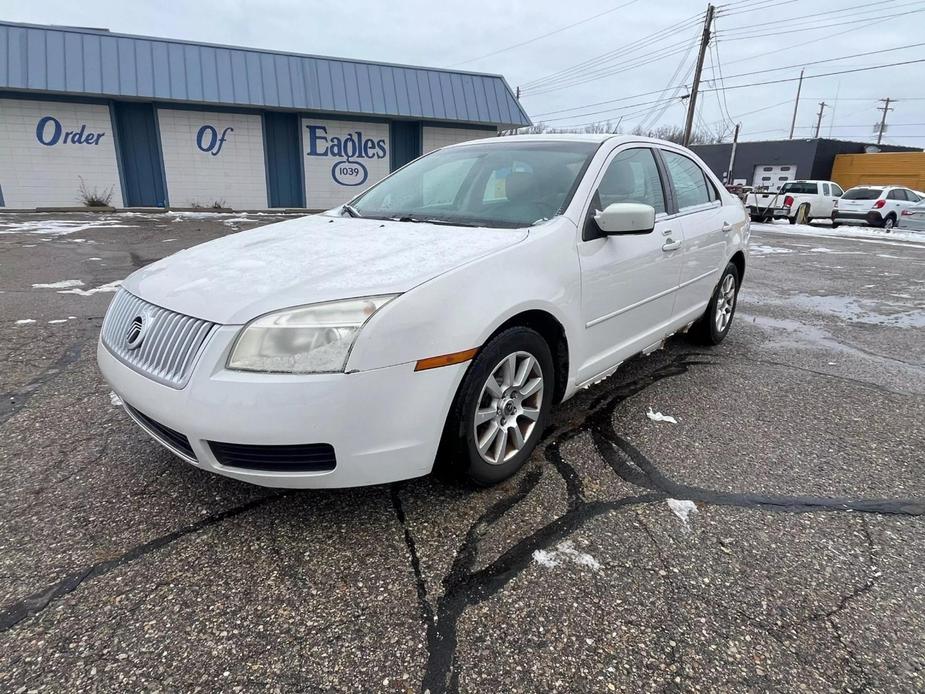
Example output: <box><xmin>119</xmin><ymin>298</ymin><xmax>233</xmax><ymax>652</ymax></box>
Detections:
<box><xmin>690</xmin><ymin>262</ymin><xmax>740</xmax><ymax>345</ymax></box>
<box><xmin>793</xmin><ymin>203</ymin><xmax>811</xmax><ymax>225</ymax></box>
<box><xmin>882</xmin><ymin>214</ymin><xmax>896</xmax><ymax>231</ymax></box>
<box><xmin>444</xmin><ymin>327</ymin><xmax>555</xmax><ymax>486</ymax></box>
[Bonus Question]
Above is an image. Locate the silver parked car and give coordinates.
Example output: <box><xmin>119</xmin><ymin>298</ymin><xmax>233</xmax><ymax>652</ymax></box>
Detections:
<box><xmin>899</xmin><ymin>200</ymin><xmax>925</xmax><ymax>232</ymax></box>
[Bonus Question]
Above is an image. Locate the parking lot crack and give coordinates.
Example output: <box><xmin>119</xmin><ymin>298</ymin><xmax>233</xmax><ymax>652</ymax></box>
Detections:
<box><xmin>0</xmin><ymin>492</ymin><xmax>286</xmax><ymax>633</ymax></box>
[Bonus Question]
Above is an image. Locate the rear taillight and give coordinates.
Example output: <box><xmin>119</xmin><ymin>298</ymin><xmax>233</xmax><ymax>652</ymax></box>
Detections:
<box><xmin>834</xmin><ymin>200</ymin><xmax>838</xmax><ymax>208</ymax></box>
<box><xmin>901</xmin><ymin>209</ymin><xmax>912</xmax><ymax>216</ymax></box>
<box><xmin>873</xmin><ymin>199</ymin><xmax>886</xmax><ymax>209</ymax></box>
<box><xmin>784</xmin><ymin>195</ymin><xmax>794</xmax><ymax>207</ymax></box>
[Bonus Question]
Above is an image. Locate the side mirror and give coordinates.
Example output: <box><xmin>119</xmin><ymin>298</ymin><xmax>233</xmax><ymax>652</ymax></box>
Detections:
<box><xmin>594</xmin><ymin>203</ymin><xmax>656</xmax><ymax>235</ymax></box>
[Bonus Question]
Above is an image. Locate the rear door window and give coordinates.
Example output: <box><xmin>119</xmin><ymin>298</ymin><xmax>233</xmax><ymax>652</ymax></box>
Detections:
<box><xmin>661</xmin><ymin>150</ymin><xmax>713</xmax><ymax>211</ymax></box>
<box><xmin>831</xmin><ymin>183</ymin><xmax>844</xmax><ymax>196</ymax></box>
<box><xmin>887</xmin><ymin>189</ymin><xmax>906</xmax><ymax>201</ymax></box>
<box><xmin>780</xmin><ymin>182</ymin><xmax>818</xmax><ymax>195</ymax></box>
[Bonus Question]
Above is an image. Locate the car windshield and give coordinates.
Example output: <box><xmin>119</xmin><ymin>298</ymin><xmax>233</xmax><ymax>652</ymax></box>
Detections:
<box><xmin>779</xmin><ymin>182</ymin><xmax>817</xmax><ymax>194</ymax></box>
<box><xmin>842</xmin><ymin>187</ymin><xmax>883</xmax><ymax>200</ymax></box>
<box><xmin>348</xmin><ymin>140</ymin><xmax>600</xmax><ymax>228</ymax></box>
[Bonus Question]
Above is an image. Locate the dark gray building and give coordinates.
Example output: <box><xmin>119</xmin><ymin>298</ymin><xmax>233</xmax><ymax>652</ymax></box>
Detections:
<box><xmin>690</xmin><ymin>138</ymin><xmax>919</xmax><ymax>191</ymax></box>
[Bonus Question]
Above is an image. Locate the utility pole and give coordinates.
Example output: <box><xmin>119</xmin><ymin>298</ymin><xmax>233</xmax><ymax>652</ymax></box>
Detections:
<box><xmin>814</xmin><ymin>101</ymin><xmax>827</xmax><ymax>138</ymax></box>
<box><xmin>682</xmin><ymin>3</ymin><xmax>715</xmax><ymax>147</ymax></box>
<box><xmin>515</xmin><ymin>86</ymin><xmax>521</xmax><ymax>101</ymax></box>
<box><xmin>876</xmin><ymin>97</ymin><xmax>894</xmax><ymax>145</ymax></box>
<box><xmin>726</xmin><ymin>123</ymin><xmax>740</xmax><ymax>185</ymax></box>
<box><xmin>788</xmin><ymin>68</ymin><xmax>804</xmax><ymax>139</ymax></box>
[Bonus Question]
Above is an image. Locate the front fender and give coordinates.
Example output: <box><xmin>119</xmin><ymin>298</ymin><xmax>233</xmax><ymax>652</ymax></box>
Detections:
<box><xmin>347</xmin><ymin>221</ymin><xmax>583</xmax><ymax>389</ymax></box>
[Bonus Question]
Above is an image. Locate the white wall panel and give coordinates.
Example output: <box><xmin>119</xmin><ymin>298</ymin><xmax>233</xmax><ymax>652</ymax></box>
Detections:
<box><xmin>422</xmin><ymin>127</ymin><xmax>495</xmax><ymax>154</ymax></box>
<box><xmin>0</xmin><ymin>99</ymin><xmax>124</xmax><ymax>208</ymax></box>
<box><xmin>158</xmin><ymin>109</ymin><xmax>267</xmax><ymax>209</ymax></box>
<box><xmin>301</xmin><ymin>119</ymin><xmax>390</xmax><ymax>210</ymax></box>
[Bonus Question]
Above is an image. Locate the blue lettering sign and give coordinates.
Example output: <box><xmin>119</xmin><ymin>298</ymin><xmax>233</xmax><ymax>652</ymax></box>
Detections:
<box><xmin>305</xmin><ymin>124</ymin><xmax>387</xmax><ymax>186</ymax></box>
<box><xmin>196</xmin><ymin>125</ymin><xmax>234</xmax><ymax>156</ymax></box>
<box><xmin>35</xmin><ymin>116</ymin><xmax>105</xmax><ymax>147</ymax></box>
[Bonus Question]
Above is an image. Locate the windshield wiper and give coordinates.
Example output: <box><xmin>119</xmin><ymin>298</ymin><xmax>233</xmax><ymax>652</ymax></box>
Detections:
<box><xmin>390</xmin><ymin>215</ymin><xmax>480</xmax><ymax>227</ymax></box>
<box><xmin>341</xmin><ymin>203</ymin><xmax>361</xmax><ymax>218</ymax></box>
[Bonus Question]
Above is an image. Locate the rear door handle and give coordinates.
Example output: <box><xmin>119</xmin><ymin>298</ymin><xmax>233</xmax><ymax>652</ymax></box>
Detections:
<box><xmin>662</xmin><ymin>239</ymin><xmax>682</xmax><ymax>251</ymax></box>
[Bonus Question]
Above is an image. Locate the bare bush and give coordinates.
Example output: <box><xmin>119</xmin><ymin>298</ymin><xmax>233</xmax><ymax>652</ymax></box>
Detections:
<box><xmin>78</xmin><ymin>177</ymin><xmax>114</xmax><ymax>207</ymax></box>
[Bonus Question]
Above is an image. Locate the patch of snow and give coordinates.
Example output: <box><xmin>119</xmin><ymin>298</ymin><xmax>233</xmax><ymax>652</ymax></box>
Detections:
<box><xmin>14</xmin><ymin>319</ymin><xmax>36</xmax><ymax>325</ymax></box>
<box><xmin>751</xmin><ymin>221</ymin><xmax>925</xmax><ymax>247</ymax></box>
<box><xmin>32</xmin><ymin>279</ymin><xmax>85</xmax><ymax>289</ymax></box>
<box><xmin>749</xmin><ymin>244</ymin><xmax>793</xmax><ymax>256</ymax></box>
<box><xmin>0</xmin><ymin>218</ymin><xmax>135</xmax><ymax>236</ymax></box>
<box><xmin>532</xmin><ymin>541</ymin><xmax>601</xmax><ymax>571</ymax></box>
<box><xmin>47</xmin><ymin>319</ymin><xmax>68</xmax><ymax>324</ymax></box>
<box><xmin>58</xmin><ymin>279</ymin><xmax>122</xmax><ymax>296</ymax></box>
<box><xmin>87</xmin><ymin>257</ymin><xmax>102</xmax><ymax>261</ymax></box>
<box><xmin>646</xmin><ymin>408</ymin><xmax>678</xmax><ymax>424</ymax></box>
<box><xmin>666</xmin><ymin>499</ymin><xmax>698</xmax><ymax>531</ymax></box>
<box><xmin>109</xmin><ymin>391</ymin><xmax>123</xmax><ymax>406</ymax></box>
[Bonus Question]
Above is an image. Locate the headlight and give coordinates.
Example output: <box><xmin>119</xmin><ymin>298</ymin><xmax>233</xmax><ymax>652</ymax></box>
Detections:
<box><xmin>227</xmin><ymin>295</ymin><xmax>397</xmax><ymax>374</ymax></box>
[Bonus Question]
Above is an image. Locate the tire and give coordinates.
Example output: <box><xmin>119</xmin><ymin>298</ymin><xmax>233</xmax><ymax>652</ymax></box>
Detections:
<box><xmin>444</xmin><ymin>327</ymin><xmax>555</xmax><ymax>486</ymax></box>
<box><xmin>690</xmin><ymin>262</ymin><xmax>740</xmax><ymax>346</ymax></box>
<box><xmin>793</xmin><ymin>203</ymin><xmax>810</xmax><ymax>225</ymax></box>
<box><xmin>831</xmin><ymin>221</ymin><xmax>841</xmax><ymax>229</ymax></box>
<box><xmin>882</xmin><ymin>214</ymin><xmax>896</xmax><ymax>231</ymax></box>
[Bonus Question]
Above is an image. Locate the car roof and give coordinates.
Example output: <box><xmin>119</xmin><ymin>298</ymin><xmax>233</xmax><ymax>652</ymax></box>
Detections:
<box><xmin>440</xmin><ymin>133</ymin><xmax>681</xmax><ymax>147</ymax></box>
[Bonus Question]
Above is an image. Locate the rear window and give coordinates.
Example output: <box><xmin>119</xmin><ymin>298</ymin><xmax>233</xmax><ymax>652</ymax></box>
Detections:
<box><xmin>779</xmin><ymin>182</ymin><xmax>818</xmax><ymax>195</ymax></box>
<box><xmin>842</xmin><ymin>187</ymin><xmax>883</xmax><ymax>200</ymax></box>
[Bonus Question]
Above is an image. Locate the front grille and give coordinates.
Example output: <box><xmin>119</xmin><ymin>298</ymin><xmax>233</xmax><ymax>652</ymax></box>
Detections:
<box><xmin>125</xmin><ymin>404</ymin><xmax>196</xmax><ymax>461</ymax></box>
<box><xmin>209</xmin><ymin>441</ymin><xmax>336</xmax><ymax>473</ymax></box>
<box><xmin>101</xmin><ymin>289</ymin><xmax>216</xmax><ymax>388</ymax></box>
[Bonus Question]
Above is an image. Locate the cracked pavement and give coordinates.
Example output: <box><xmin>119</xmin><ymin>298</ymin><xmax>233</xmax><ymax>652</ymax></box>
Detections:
<box><xmin>0</xmin><ymin>213</ymin><xmax>923</xmax><ymax>693</ymax></box>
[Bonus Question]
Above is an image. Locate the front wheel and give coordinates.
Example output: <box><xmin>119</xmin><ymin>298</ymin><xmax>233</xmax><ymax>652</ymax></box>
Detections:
<box><xmin>690</xmin><ymin>262</ymin><xmax>740</xmax><ymax>345</ymax></box>
<box><xmin>445</xmin><ymin>327</ymin><xmax>555</xmax><ymax>486</ymax></box>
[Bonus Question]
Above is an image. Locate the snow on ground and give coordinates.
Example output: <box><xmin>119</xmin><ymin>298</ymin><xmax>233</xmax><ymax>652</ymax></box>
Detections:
<box><xmin>57</xmin><ymin>279</ymin><xmax>122</xmax><ymax>296</ymax></box>
<box><xmin>751</xmin><ymin>220</ymin><xmax>925</xmax><ymax>246</ymax></box>
<box><xmin>14</xmin><ymin>319</ymin><xmax>36</xmax><ymax>325</ymax></box>
<box><xmin>0</xmin><ymin>218</ymin><xmax>135</xmax><ymax>236</ymax></box>
<box><xmin>533</xmin><ymin>541</ymin><xmax>601</xmax><ymax>570</ymax></box>
<box><xmin>32</xmin><ymin>279</ymin><xmax>84</xmax><ymax>289</ymax></box>
<box><xmin>749</xmin><ymin>244</ymin><xmax>793</xmax><ymax>256</ymax></box>
<box><xmin>646</xmin><ymin>408</ymin><xmax>678</xmax><ymax>424</ymax></box>
<box><xmin>666</xmin><ymin>499</ymin><xmax>698</xmax><ymax>531</ymax></box>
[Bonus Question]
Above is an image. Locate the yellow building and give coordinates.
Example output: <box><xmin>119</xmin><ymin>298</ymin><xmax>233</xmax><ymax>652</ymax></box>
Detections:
<box><xmin>832</xmin><ymin>152</ymin><xmax>925</xmax><ymax>192</ymax></box>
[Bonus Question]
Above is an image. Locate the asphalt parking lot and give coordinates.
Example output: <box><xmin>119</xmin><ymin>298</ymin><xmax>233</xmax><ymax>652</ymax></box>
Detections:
<box><xmin>1</xmin><ymin>212</ymin><xmax>923</xmax><ymax>693</ymax></box>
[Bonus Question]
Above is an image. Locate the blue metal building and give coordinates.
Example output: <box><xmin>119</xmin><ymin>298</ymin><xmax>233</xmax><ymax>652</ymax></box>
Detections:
<box><xmin>0</xmin><ymin>21</ymin><xmax>531</xmax><ymax>210</ymax></box>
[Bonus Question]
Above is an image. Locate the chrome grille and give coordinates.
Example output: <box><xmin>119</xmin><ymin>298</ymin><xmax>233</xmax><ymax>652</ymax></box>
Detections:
<box><xmin>101</xmin><ymin>289</ymin><xmax>216</xmax><ymax>388</ymax></box>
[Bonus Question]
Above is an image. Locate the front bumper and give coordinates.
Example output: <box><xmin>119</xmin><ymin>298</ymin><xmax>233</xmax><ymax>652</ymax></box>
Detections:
<box><xmin>98</xmin><ymin>326</ymin><xmax>468</xmax><ymax>488</ymax></box>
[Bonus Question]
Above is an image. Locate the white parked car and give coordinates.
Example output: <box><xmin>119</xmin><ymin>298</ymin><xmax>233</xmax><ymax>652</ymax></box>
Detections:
<box><xmin>98</xmin><ymin>135</ymin><xmax>748</xmax><ymax>488</ymax></box>
<box><xmin>833</xmin><ymin>185</ymin><xmax>923</xmax><ymax>229</ymax></box>
<box><xmin>746</xmin><ymin>180</ymin><xmax>843</xmax><ymax>224</ymax></box>
<box><xmin>899</xmin><ymin>200</ymin><xmax>925</xmax><ymax>232</ymax></box>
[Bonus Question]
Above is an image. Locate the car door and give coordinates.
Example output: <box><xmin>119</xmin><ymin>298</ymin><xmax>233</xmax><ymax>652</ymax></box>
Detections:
<box><xmin>829</xmin><ymin>182</ymin><xmax>844</xmax><ymax>217</ymax></box>
<box><xmin>576</xmin><ymin>146</ymin><xmax>682</xmax><ymax>384</ymax></box>
<box><xmin>886</xmin><ymin>188</ymin><xmax>907</xmax><ymax>219</ymax></box>
<box><xmin>658</xmin><ymin>148</ymin><xmax>728</xmax><ymax>319</ymax></box>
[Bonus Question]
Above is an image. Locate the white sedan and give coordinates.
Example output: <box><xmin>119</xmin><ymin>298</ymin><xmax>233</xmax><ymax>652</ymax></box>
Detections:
<box><xmin>98</xmin><ymin>135</ymin><xmax>749</xmax><ymax>488</ymax></box>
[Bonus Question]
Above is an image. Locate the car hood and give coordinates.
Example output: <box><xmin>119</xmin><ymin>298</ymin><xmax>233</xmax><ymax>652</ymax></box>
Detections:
<box><xmin>123</xmin><ymin>215</ymin><xmax>527</xmax><ymax>324</ymax></box>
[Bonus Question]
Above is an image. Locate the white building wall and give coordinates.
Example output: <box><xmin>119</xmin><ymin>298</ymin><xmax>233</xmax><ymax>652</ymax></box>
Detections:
<box><xmin>301</xmin><ymin>118</ymin><xmax>390</xmax><ymax>209</ymax></box>
<box><xmin>422</xmin><ymin>126</ymin><xmax>495</xmax><ymax>154</ymax></box>
<box><xmin>157</xmin><ymin>109</ymin><xmax>268</xmax><ymax>209</ymax></box>
<box><xmin>0</xmin><ymin>98</ymin><xmax>124</xmax><ymax>208</ymax></box>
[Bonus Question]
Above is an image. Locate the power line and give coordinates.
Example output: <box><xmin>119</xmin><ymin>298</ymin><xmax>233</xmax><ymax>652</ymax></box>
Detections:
<box><xmin>450</xmin><ymin>0</ymin><xmax>642</xmax><ymax>67</ymax></box>
<box><xmin>518</xmin><ymin>11</ymin><xmax>705</xmax><ymax>92</ymax></box>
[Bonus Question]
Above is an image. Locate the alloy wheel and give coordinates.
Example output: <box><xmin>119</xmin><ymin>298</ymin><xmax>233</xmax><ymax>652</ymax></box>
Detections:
<box><xmin>714</xmin><ymin>273</ymin><xmax>736</xmax><ymax>333</ymax></box>
<box><xmin>473</xmin><ymin>351</ymin><xmax>544</xmax><ymax>465</ymax></box>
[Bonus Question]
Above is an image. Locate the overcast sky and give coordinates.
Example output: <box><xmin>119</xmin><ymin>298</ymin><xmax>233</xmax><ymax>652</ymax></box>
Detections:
<box><xmin>8</xmin><ymin>0</ymin><xmax>925</xmax><ymax>148</ymax></box>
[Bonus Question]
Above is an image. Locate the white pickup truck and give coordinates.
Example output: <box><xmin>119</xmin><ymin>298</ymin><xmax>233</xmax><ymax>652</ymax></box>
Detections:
<box><xmin>746</xmin><ymin>180</ymin><xmax>844</xmax><ymax>224</ymax></box>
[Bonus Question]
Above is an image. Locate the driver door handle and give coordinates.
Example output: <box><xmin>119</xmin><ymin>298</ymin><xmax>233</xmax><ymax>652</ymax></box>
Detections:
<box><xmin>662</xmin><ymin>238</ymin><xmax>682</xmax><ymax>252</ymax></box>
